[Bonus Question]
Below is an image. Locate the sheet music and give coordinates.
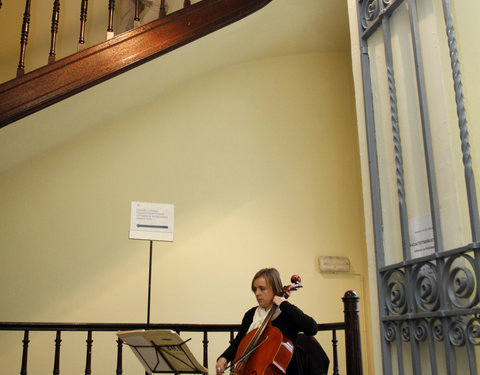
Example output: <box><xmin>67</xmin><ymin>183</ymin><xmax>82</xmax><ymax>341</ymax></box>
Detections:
<box><xmin>119</xmin><ymin>333</ymin><xmax>172</xmax><ymax>372</ymax></box>
<box><xmin>117</xmin><ymin>329</ymin><xmax>207</xmax><ymax>373</ymax></box>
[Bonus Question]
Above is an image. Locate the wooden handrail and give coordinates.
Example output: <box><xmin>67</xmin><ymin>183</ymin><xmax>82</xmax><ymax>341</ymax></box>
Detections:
<box><xmin>0</xmin><ymin>291</ymin><xmax>363</xmax><ymax>374</ymax></box>
<box><xmin>0</xmin><ymin>322</ymin><xmax>349</xmax><ymax>374</ymax></box>
<box><xmin>0</xmin><ymin>0</ymin><xmax>271</xmax><ymax>129</ymax></box>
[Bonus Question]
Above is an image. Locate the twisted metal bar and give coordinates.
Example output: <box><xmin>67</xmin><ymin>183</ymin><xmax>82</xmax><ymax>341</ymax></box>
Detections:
<box><xmin>441</xmin><ymin>0</ymin><xmax>480</xmax><ymax>242</ymax></box>
<box><xmin>382</xmin><ymin>14</ymin><xmax>410</xmax><ymax>258</ymax></box>
<box><xmin>388</xmin><ymin>63</ymin><xmax>407</xmax><ymax>220</ymax></box>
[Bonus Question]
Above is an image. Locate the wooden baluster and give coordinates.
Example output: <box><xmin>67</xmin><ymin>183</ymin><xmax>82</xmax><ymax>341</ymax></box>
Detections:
<box><xmin>17</xmin><ymin>0</ymin><xmax>32</xmax><ymax>77</ymax></box>
<box><xmin>116</xmin><ymin>338</ymin><xmax>123</xmax><ymax>375</ymax></box>
<box><xmin>106</xmin><ymin>0</ymin><xmax>115</xmax><ymax>39</ymax></box>
<box><xmin>159</xmin><ymin>0</ymin><xmax>166</xmax><ymax>17</ymax></box>
<box><xmin>20</xmin><ymin>330</ymin><xmax>30</xmax><ymax>375</ymax></box>
<box><xmin>53</xmin><ymin>330</ymin><xmax>62</xmax><ymax>375</ymax></box>
<box><xmin>343</xmin><ymin>290</ymin><xmax>363</xmax><ymax>375</ymax></box>
<box><xmin>48</xmin><ymin>0</ymin><xmax>60</xmax><ymax>64</ymax></box>
<box><xmin>0</xmin><ymin>1</ymin><xmax>3</xmax><ymax>9</ymax></box>
<box><xmin>331</xmin><ymin>329</ymin><xmax>339</xmax><ymax>375</ymax></box>
<box><xmin>202</xmin><ymin>331</ymin><xmax>208</xmax><ymax>374</ymax></box>
<box><xmin>85</xmin><ymin>330</ymin><xmax>93</xmax><ymax>375</ymax></box>
<box><xmin>184</xmin><ymin>0</ymin><xmax>191</xmax><ymax>8</ymax></box>
<box><xmin>133</xmin><ymin>0</ymin><xmax>140</xmax><ymax>28</ymax></box>
<box><xmin>78</xmin><ymin>0</ymin><xmax>88</xmax><ymax>51</ymax></box>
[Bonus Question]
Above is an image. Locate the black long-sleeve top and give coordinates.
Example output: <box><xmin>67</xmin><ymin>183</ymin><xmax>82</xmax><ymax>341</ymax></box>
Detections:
<box><xmin>220</xmin><ymin>301</ymin><xmax>318</xmax><ymax>375</ymax></box>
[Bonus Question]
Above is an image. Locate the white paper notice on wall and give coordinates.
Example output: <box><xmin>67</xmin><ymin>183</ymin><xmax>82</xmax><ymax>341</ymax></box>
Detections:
<box><xmin>409</xmin><ymin>213</ymin><xmax>435</xmax><ymax>258</ymax></box>
<box><xmin>129</xmin><ymin>202</ymin><xmax>174</xmax><ymax>242</ymax></box>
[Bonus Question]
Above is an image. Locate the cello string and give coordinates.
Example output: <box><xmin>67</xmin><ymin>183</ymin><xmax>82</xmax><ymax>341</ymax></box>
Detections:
<box><xmin>227</xmin><ymin>336</ymin><xmax>269</xmax><ymax>371</ymax></box>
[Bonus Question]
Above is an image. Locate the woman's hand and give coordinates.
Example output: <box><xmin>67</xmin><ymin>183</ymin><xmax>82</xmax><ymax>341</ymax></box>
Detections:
<box><xmin>273</xmin><ymin>295</ymin><xmax>286</xmax><ymax>306</ymax></box>
<box><xmin>216</xmin><ymin>357</ymin><xmax>228</xmax><ymax>375</ymax></box>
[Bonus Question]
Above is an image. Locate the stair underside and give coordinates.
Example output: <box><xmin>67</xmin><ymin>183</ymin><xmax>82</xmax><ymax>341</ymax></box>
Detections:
<box><xmin>0</xmin><ymin>0</ymin><xmax>271</xmax><ymax>128</ymax></box>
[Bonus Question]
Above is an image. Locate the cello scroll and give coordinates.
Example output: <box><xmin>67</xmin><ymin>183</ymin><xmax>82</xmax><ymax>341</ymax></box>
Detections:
<box><xmin>281</xmin><ymin>275</ymin><xmax>302</xmax><ymax>298</ymax></box>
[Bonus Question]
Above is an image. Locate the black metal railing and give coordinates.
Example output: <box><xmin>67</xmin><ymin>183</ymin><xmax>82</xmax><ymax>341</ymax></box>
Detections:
<box><xmin>0</xmin><ymin>291</ymin><xmax>363</xmax><ymax>375</ymax></box>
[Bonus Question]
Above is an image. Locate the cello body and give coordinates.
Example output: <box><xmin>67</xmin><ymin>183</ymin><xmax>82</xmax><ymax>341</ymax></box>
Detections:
<box><xmin>232</xmin><ymin>324</ymin><xmax>294</xmax><ymax>375</ymax></box>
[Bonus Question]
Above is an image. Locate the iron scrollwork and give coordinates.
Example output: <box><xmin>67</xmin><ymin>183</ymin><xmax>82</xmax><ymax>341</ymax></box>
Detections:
<box><xmin>431</xmin><ymin>318</ymin><xmax>443</xmax><ymax>342</ymax></box>
<box><xmin>400</xmin><ymin>321</ymin><xmax>410</xmax><ymax>342</ymax></box>
<box><xmin>385</xmin><ymin>321</ymin><xmax>397</xmax><ymax>342</ymax></box>
<box><xmin>412</xmin><ymin>262</ymin><xmax>440</xmax><ymax>312</ymax></box>
<box><xmin>444</xmin><ymin>253</ymin><xmax>478</xmax><ymax>309</ymax></box>
<box><xmin>384</xmin><ymin>269</ymin><xmax>408</xmax><ymax>315</ymax></box>
<box><xmin>466</xmin><ymin>317</ymin><xmax>480</xmax><ymax>345</ymax></box>
<box><xmin>449</xmin><ymin>319</ymin><xmax>467</xmax><ymax>347</ymax></box>
<box><xmin>360</xmin><ymin>0</ymin><xmax>379</xmax><ymax>30</ymax></box>
<box><xmin>413</xmin><ymin>319</ymin><xmax>429</xmax><ymax>342</ymax></box>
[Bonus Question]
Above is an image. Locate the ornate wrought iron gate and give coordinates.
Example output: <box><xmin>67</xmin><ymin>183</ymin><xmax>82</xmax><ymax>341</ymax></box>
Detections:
<box><xmin>355</xmin><ymin>0</ymin><xmax>480</xmax><ymax>373</ymax></box>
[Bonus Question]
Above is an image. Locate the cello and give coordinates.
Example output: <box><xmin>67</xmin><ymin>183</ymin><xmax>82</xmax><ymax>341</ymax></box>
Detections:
<box><xmin>230</xmin><ymin>275</ymin><xmax>303</xmax><ymax>375</ymax></box>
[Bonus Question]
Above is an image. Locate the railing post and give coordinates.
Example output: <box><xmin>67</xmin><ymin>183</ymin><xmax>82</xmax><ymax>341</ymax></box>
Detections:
<box><xmin>332</xmin><ymin>329</ymin><xmax>339</xmax><ymax>375</ymax></box>
<box><xmin>49</xmin><ymin>0</ymin><xmax>61</xmax><ymax>64</ymax></box>
<box><xmin>85</xmin><ymin>330</ymin><xmax>93</xmax><ymax>375</ymax></box>
<box><xmin>343</xmin><ymin>290</ymin><xmax>363</xmax><ymax>375</ymax></box>
<box><xmin>134</xmin><ymin>0</ymin><xmax>140</xmax><ymax>28</ymax></box>
<box><xmin>78</xmin><ymin>0</ymin><xmax>88</xmax><ymax>51</ymax></box>
<box><xmin>17</xmin><ymin>0</ymin><xmax>32</xmax><ymax>77</ymax></box>
<box><xmin>160</xmin><ymin>0</ymin><xmax>166</xmax><ymax>17</ymax></box>
<box><xmin>53</xmin><ymin>330</ymin><xmax>62</xmax><ymax>375</ymax></box>
<box><xmin>116</xmin><ymin>338</ymin><xmax>123</xmax><ymax>375</ymax></box>
<box><xmin>20</xmin><ymin>330</ymin><xmax>30</xmax><ymax>375</ymax></box>
<box><xmin>202</xmin><ymin>331</ymin><xmax>209</xmax><ymax>374</ymax></box>
<box><xmin>107</xmin><ymin>0</ymin><xmax>115</xmax><ymax>39</ymax></box>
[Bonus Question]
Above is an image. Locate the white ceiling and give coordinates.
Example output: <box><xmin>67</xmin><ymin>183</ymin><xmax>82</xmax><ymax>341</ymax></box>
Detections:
<box><xmin>0</xmin><ymin>0</ymin><xmax>351</xmax><ymax>174</ymax></box>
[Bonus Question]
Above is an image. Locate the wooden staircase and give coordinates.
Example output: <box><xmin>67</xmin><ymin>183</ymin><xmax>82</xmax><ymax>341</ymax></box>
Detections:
<box><xmin>0</xmin><ymin>0</ymin><xmax>271</xmax><ymax>128</ymax></box>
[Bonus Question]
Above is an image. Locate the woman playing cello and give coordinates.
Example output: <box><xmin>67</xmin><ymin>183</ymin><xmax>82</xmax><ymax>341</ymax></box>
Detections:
<box><xmin>215</xmin><ymin>268</ymin><xmax>318</xmax><ymax>375</ymax></box>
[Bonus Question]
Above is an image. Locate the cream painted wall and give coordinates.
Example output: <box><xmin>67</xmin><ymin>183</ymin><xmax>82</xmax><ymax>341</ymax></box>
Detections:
<box><xmin>0</xmin><ymin>53</ymin><xmax>370</xmax><ymax>374</ymax></box>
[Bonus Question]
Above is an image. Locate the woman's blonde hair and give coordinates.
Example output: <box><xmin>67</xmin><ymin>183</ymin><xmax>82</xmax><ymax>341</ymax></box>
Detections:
<box><xmin>251</xmin><ymin>268</ymin><xmax>283</xmax><ymax>295</ymax></box>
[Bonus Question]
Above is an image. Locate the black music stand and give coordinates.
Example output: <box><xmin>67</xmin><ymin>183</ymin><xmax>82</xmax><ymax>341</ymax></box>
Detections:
<box><xmin>117</xmin><ymin>330</ymin><xmax>208</xmax><ymax>374</ymax></box>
